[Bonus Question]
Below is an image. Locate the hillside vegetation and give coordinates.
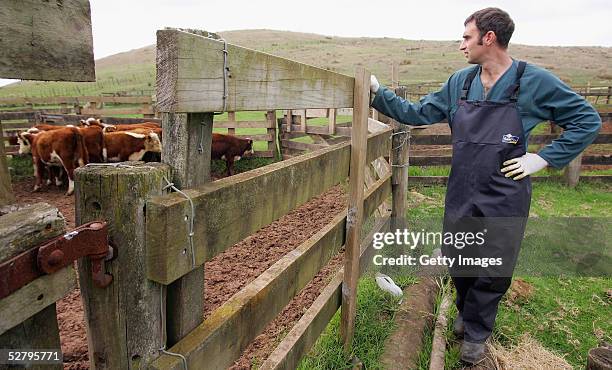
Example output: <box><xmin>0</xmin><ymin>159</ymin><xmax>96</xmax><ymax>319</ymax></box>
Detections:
<box><xmin>1</xmin><ymin>29</ymin><xmax>610</xmax><ymax>98</ymax></box>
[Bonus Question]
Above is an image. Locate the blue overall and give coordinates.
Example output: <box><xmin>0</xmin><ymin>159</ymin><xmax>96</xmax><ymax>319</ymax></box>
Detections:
<box><xmin>441</xmin><ymin>61</ymin><xmax>530</xmax><ymax>343</ymax></box>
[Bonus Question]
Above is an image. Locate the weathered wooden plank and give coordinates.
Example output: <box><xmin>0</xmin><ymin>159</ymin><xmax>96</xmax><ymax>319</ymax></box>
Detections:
<box><xmin>0</xmin><ymin>112</ymin><xmax>37</xmax><ymax>120</ymax></box>
<box><xmin>75</xmin><ymin>162</ymin><xmax>170</xmax><ymax>369</ymax></box>
<box><xmin>0</xmin><ymin>266</ymin><xmax>74</xmax><ymax>335</ymax></box>
<box><xmin>252</xmin><ymin>150</ymin><xmax>275</xmax><ymax>158</ymax></box>
<box><xmin>232</xmin><ymin>134</ymin><xmax>273</xmax><ymax>141</ymax></box>
<box><xmin>0</xmin><ymin>203</ymin><xmax>65</xmax><ymax>261</ymax></box>
<box><xmin>0</xmin><ymin>122</ymin><xmax>14</xmax><ymax>206</ymax></box>
<box><xmin>281</xmin><ymin>140</ymin><xmax>327</xmax><ymax>152</ymax></box>
<box><xmin>363</xmin><ymin>172</ymin><xmax>392</xmax><ymax>219</ymax></box>
<box><xmin>260</xmin><ymin>214</ymin><xmax>391</xmax><ymax>370</ymax></box>
<box><xmin>156</xmin><ymin>29</ymin><xmax>354</xmax><ymax>112</ymax></box>
<box><xmin>365</xmin><ymin>125</ymin><xmax>391</xmax><ymax>164</ymax></box>
<box><xmin>39</xmin><ymin>114</ymin><xmax>161</xmax><ymax>125</ymax></box>
<box><xmin>0</xmin><ymin>0</ymin><xmax>95</xmax><ymax>81</ymax></box>
<box><xmin>282</xmin><ymin>123</ymin><xmax>352</xmax><ymax>137</ymax></box>
<box><xmin>213</xmin><ymin>121</ymin><xmax>270</xmax><ymax>129</ymax></box>
<box><xmin>341</xmin><ymin>67</ymin><xmax>370</xmax><ymax>353</ymax></box>
<box><xmin>80</xmin><ymin>107</ymin><xmax>155</xmax><ymax>116</ymax></box>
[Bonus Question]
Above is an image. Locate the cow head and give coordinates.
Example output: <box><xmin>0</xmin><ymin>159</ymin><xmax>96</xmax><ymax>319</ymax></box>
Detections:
<box><xmin>17</xmin><ymin>132</ymin><xmax>35</xmax><ymax>154</ymax></box>
<box><xmin>244</xmin><ymin>138</ymin><xmax>254</xmax><ymax>156</ymax></box>
<box><xmin>144</xmin><ymin>132</ymin><xmax>162</xmax><ymax>153</ymax></box>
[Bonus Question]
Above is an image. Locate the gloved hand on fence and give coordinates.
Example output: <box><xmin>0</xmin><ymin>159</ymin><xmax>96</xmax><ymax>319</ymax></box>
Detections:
<box><xmin>370</xmin><ymin>75</ymin><xmax>380</xmax><ymax>94</ymax></box>
<box><xmin>501</xmin><ymin>153</ymin><xmax>549</xmax><ymax>180</ymax></box>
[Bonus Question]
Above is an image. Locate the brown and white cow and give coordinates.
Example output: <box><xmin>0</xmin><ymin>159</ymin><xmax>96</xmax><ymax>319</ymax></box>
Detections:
<box><xmin>17</xmin><ymin>127</ymin><xmax>88</xmax><ymax>195</ymax></box>
<box><xmin>211</xmin><ymin>133</ymin><xmax>254</xmax><ymax>176</ymax></box>
<box><xmin>103</xmin><ymin>130</ymin><xmax>162</xmax><ymax>162</ymax></box>
<box><xmin>31</xmin><ymin>122</ymin><xmax>105</xmax><ymax>163</ymax></box>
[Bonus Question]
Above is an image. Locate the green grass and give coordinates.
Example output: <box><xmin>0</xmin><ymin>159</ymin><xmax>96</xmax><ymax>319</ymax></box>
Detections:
<box><xmin>297</xmin><ymin>275</ymin><xmax>415</xmax><ymax>370</ymax></box>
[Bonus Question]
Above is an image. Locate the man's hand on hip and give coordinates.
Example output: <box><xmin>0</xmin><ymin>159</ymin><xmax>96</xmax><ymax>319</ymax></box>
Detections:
<box><xmin>370</xmin><ymin>75</ymin><xmax>380</xmax><ymax>94</ymax></box>
<box><xmin>501</xmin><ymin>153</ymin><xmax>549</xmax><ymax>180</ymax></box>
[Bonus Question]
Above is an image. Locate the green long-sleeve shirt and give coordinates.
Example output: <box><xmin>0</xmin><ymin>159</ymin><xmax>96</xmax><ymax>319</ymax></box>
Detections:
<box><xmin>371</xmin><ymin>60</ymin><xmax>602</xmax><ymax>168</ymax></box>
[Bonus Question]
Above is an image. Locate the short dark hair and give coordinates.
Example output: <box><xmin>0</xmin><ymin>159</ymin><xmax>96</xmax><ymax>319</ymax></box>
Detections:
<box><xmin>465</xmin><ymin>7</ymin><xmax>515</xmax><ymax>48</ymax></box>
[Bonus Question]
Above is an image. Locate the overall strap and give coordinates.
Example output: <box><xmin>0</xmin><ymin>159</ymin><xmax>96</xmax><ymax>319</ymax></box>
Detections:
<box><xmin>504</xmin><ymin>61</ymin><xmax>527</xmax><ymax>102</ymax></box>
<box><xmin>460</xmin><ymin>65</ymin><xmax>480</xmax><ymax>100</ymax></box>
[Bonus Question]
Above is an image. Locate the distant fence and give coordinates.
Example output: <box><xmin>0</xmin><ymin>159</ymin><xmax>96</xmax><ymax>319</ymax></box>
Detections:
<box><xmin>0</xmin><ymin>110</ymin><xmax>277</xmax><ymax>158</ymax></box>
<box><xmin>403</xmin><ymin>83</ymin><xmax>612</xmax><ymax>105</ymax></box>
<box><xmin>0</xmin><ymin>95</ymin><xmax>156</xmax><ymax>117</ymax></box>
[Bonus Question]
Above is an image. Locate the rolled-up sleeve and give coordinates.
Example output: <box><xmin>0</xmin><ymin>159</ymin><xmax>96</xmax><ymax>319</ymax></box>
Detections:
<box><xmin>371</xmin><ymin>78</ymin><xmax>452</xmax><ymax>125</ymax></box>
<box><xmin>531</xmin><ymin>71</ymin><xmax>602</xmax><ymax>168</ymax></box>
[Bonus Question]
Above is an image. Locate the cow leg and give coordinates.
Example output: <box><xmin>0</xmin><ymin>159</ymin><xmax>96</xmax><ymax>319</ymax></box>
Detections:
<box><xmin>45</xmin><ymin>166</ymin><xmax>53</xmax><ymax>186</ymax></box>
<box><xmin>226</xmin><ymin>158</ymin><xmax>234</xmax><ymax>176</ymax></box>
<box><xmin>61</xmin><ymin>160</ymin><xmax>76</xmax><ymax>196</ymax></box>
<box><xmin>55</xmin><ymin>166</ymin><xmax>64</xmax><ymax>187</ymax></box>
<box><xmin>32</xmin><ymin>156</ymin><xmax>45</xmax><ymax>192</ymax></box>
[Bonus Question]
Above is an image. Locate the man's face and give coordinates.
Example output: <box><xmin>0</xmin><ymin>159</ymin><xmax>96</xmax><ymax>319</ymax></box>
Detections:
<box><xmin>459</xmin><ymin>21</ymin><xmax>487</xmax><ymax>64</ymax></box>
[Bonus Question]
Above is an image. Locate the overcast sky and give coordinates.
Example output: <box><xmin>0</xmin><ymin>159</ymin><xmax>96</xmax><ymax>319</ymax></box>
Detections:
<box><xmin>1</xmin><ymin>0</ymin><xmax>610</xmax><ymax>87</ymax></box>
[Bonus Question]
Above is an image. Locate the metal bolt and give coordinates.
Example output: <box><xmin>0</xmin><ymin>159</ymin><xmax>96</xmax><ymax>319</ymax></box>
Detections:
<box><xmin>48</xmin><ymin>249</ymin><xmax>64</xmax><ymax>266</ymax></box>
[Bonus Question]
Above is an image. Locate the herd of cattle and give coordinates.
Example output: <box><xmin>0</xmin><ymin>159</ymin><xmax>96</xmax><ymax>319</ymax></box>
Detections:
<box><xmin>15</xmin><ymin>118</ymin><xmax>255</xmax><ymax>195</ymax></box>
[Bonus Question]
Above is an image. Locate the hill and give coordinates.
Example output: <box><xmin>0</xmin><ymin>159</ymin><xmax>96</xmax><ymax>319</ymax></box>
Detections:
<box><xmin>0</xmin><ymin>29</ymin><xmax>610</xmax><ymax>98</ymax></box>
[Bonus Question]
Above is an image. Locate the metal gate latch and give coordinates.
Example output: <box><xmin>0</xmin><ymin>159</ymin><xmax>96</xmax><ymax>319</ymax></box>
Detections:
<box><xmin>0</xmin><ymin>221</ymin><xmax>113</xmax><ymax>300</ymax></box>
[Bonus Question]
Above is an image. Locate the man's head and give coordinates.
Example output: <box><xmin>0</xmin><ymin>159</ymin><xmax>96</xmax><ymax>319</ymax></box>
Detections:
<box><xmin>460</xmin><ymin>8</ymin><xmax>514</xmax><ymax>64</ymax></box>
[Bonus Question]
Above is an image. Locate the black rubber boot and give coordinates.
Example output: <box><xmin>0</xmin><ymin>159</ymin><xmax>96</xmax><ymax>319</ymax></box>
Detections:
<box><xmin>460</xmin><ymin>340</ymin><xmax>486</xmax><ymax>365</ymax></box>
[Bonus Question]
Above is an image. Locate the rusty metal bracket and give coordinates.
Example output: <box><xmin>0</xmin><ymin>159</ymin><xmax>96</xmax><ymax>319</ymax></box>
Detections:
<box><xmin>0</xmin><ymin>221</ymin><xmax>113</xmax><ymax>300</ymax></box>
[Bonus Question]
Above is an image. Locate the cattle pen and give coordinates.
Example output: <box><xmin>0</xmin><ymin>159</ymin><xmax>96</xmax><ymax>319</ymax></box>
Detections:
<box><xmin>1</xmin><ymin>27</ymin><xmax>406</xmax><ymax>369</ymax></box>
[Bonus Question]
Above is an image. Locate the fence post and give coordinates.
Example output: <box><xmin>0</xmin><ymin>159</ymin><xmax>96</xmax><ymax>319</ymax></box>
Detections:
<box><xmin>391</xmin><ymin>124</ymin><xmax>409</xmax><ymax>229</ymax></box>
<box><xmin>564</xmin><ymin>152</ymin><xmax>583</xmax><ymax>188</ymax></box>
<box><xmin>266</xmin><ymin>110</ymin><xmax>277</xmax><ymax>158</ymax></box>
<box><xmin>340</xmin><ymin>67</ymin><xmax>370</xmax><ymax>354</ymax></box>
<box><xmin>75</xmin><ymin>163</ymin><xmax>171</xmax><ymax>369</ymax></box>
<box><xmin>607</xmin><ymin>86</ymin><xmax>611</xmax><ymax>105</ymax></box>
<box><xmin>228</xmin><ymin>112</ymin><xmax>236</xmax><ymax>136</ymax></box>
<box><xmin>328</xmin><ymin>108</ymin><xmax>336</xmax><ymax>135</ymax></box>
<box><xmin>0</xmin><ymin>121</ymin><xmax>15</xmax><ymax>206</ymax></box>
<box><xmin>160</xmin><ymin>111</ymin><xmax>213</xmax><ymax>345</ymax></box>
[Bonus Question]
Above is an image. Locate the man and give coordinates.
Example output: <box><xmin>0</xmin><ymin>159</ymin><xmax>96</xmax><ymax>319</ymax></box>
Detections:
<box><xmin>369</xmin><ymin>7</ymin><xmax>601</xmax><ymax>365</ymax></box>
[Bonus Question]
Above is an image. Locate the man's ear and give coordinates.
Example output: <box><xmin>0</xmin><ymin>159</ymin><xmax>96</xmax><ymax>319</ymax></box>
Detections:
<box><xmin>483</xmin><ymin>30</ymin><xmax>496</xmax><ymax>46</ymax></box>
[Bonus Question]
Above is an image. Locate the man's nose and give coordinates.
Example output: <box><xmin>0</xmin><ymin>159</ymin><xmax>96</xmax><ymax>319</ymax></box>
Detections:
<box><xmin>459</xmin><ymin>41</ymin><xmax>466</xmax><ymax>50</ymax></box>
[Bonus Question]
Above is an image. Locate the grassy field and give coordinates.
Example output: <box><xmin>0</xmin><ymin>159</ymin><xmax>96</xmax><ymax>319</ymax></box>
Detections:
<box><xmin>300</xmin><ymin>180</ymin><xmax>611</xmax><ymax>370</ymax></box>
<box><xmin>1</xmin><ymin>30</ymin><xmax>610</xmax><ymax>98</ymax></box>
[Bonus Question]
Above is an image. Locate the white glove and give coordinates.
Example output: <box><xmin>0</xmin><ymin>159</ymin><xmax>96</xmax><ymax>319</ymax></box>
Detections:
<box><xmin>370</xmin><ymin>75</ymin><xmax>380</xmax><ymax>94</ymax></box>
<box><xmin>501</xmin><ymin>153</ymin><xmax>548</xmax><ymax>180</ymax></box>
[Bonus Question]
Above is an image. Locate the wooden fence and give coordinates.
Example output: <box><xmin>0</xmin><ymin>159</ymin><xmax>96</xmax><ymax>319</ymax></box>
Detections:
<box><xmin>1</xmin><ymin>29</ymin><xmax>403</xmax><ymax>369</ymax></box>
<box><xmin>0</xmin><ymin>95</ymin><xmax>156</xmax><ymax>116</ymax></box>
<box><xmin>404</xmin><ymin>83</ymin><xmax>612</xmax><ymax>105</ymax></box>
<box><xmin>1</xmin><ymin>110</ymin><xmax>277</xmax><ymax>158</ymax></box>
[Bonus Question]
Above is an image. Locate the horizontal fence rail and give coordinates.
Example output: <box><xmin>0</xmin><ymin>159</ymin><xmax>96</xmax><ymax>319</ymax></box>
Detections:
<box><xmin>145</xmin><ymin>128</ymin><xmax>392</xmax><ymax>285</ymax></box>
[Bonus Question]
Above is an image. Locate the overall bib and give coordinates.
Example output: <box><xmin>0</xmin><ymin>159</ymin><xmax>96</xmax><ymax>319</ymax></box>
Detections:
<box><xmin>442</xmin><ymin>61</ymin><xmax>531</xmax><ymax>343</ymax></box>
